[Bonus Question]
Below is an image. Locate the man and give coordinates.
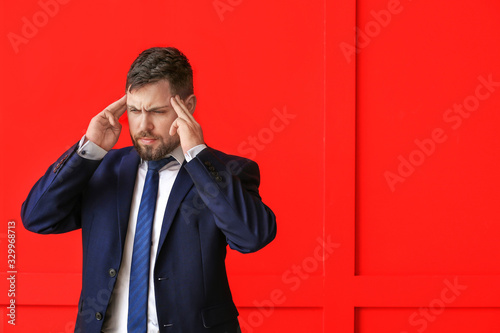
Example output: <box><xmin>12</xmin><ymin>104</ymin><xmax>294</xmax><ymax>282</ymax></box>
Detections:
<box><xmin>21</xmin><ymin>47</ymin><xmax>277</xmax><ymax>333</ymax></box>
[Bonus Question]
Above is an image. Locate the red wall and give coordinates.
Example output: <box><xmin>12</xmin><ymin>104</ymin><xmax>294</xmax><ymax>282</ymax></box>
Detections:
<box><xmin>1</xmin><ymin>0</ymin><xmax>500</xmax><ymax>332</ymax></box>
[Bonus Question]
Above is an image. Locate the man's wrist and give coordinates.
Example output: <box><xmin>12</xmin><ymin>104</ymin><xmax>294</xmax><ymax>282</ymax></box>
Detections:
<box><xmin>185</xmin><ymin>144</ymin><xmax>207</xmax><ymax>162</ymax></box>
<box><xmin>77</xmin><ymin>135</ymin><xmax>108</xmax><ymax>160</ymax></box>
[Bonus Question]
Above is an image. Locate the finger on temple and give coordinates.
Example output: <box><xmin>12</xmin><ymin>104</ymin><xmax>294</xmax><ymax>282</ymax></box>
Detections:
<box><xmin>109</xmin><ymin>95</ymin><xmax>127</xmax><ymax>117</ymax></box>
<box><xmin>172</xmin><ymin>96</ymin><xmax>192</xmax><ymax>119</ymax></box>
<box><xmin>170</xmin><ymin>97</ymin><xmax>186</xmax><ymax>118</ymax></box>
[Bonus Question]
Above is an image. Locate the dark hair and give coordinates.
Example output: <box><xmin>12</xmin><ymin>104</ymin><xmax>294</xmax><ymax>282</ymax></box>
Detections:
<box><xmin>126</xmin><ymin>47</ymin><xmax>193</xmax><ymax>98</ymax></box>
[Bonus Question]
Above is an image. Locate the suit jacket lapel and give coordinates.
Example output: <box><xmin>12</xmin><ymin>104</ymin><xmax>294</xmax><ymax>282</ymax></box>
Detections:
<box><xmin>156</xmin><ymin>162</ymin><xmax>194</xmax><ymax>259</ymax></box>
<box><xmin>117</xmin><ymin>149</ymin><xmax>141</xmax><ymax>250</ymax></box>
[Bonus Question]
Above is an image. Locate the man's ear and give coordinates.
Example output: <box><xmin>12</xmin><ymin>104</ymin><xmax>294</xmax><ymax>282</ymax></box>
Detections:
<box><xmin>184</xmin><ymin>94</ymin><xmax>197</xmax><ymax>114</ymax></box>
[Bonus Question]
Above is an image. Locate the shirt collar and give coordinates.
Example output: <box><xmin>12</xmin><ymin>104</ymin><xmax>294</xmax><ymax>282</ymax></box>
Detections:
<box><xmin>168</xmin><ymin>145</ymin><xmax>185</xmax><ymax>166</ymax></box>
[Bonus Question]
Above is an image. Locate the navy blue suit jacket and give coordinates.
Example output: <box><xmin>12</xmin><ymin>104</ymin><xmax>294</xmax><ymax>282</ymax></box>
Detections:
<box><xmin>21</xmin><ymin>144</ymin><xmax>276</xmax><ymax>332</ymax></box>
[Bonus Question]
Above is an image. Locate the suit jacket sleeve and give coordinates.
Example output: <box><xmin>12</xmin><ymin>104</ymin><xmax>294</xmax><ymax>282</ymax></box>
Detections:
<box><xmin>21</xmin><ymin>143</ymin><xmax>102</xmax><ymax>234</ymax></box>
<box><xmin>184</xmin><ymin>147</ymin><xmax>277</xmax><ymax>253</ymax></box>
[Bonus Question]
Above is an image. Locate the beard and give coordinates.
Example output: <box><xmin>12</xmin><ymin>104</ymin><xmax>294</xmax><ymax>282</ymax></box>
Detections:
<box><xmin>131</xmin><ymin>130</ymin><xmax>180</xmax><ymax>161</ymax></box>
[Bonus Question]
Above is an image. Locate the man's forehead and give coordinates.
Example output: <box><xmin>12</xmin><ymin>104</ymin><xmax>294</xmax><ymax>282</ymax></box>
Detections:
<box><xmin>127</xmin><ymin>80</ymin><xmax>173</xmax><ymax>108</ymax></box>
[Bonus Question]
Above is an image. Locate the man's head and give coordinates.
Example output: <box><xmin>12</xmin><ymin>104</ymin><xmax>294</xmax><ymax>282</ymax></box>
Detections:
<box><xmin>126</xmin><ymin>47</ymin><xmax>193</xmax><ymax>98</ymax></box>
<box><xmin>126</xmin><ymin>47</ymin><xmax>196</xmax><ymax>161</ymax></box>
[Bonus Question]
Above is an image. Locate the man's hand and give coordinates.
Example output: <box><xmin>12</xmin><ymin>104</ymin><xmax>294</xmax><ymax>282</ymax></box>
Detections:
<box><xmin>85</xmin><ymin>95</ymin><xmax>127</xmax><ymax>151</ymax></box>
<box><xmin>170</xmin><ymin>95</ymin><xmax>204</xmax><ymax>154</ymax></box>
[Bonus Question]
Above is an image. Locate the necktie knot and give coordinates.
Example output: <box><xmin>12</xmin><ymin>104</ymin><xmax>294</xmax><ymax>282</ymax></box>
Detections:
<box><xmin>147</xmin><ymin>156</ymin><xmax>175</xmax><ymax>172</ymax></box>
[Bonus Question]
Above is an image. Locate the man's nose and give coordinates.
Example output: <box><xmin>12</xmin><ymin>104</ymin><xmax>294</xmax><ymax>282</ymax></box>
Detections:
<box><xmin>138</xmin><ymin>111</ymin><xmax>154</xmax><ymax>131</ymax></box>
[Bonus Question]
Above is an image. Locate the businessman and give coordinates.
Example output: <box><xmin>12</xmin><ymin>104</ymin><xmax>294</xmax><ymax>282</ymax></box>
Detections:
<box><xmin>21</xmin><ymin>47</ymin><xmax>277</xmax><ymax>333</ymax></box>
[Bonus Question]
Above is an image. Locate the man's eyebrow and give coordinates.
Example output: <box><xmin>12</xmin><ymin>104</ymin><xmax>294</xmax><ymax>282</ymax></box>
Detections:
<box><xmin>127</xmin><ymin>105</ymin><xmax>170</xmax><ymax>111</ymax></box>
<box><xmin>146</xmin><ymin>105</ymin><xmax>170</xmax><ymax>111</ymax></box>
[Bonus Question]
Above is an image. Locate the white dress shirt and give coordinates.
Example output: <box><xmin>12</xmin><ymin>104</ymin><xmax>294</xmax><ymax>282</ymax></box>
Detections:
<box><xmin>77</xmin><ymin>137</ymin><xmax>206</xmax><ymax>332</ymax></box>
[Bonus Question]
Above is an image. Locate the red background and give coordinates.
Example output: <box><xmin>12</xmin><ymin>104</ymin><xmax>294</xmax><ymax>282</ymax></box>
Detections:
<box><xmin>1</xmin><ymin>0</ymin><xmax>500</xmax><ymax>332</ymax></box>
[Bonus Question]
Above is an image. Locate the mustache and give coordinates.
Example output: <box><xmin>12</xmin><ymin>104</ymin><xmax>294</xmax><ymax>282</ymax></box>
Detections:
<box><xmin>134</xmin><ymin>131</ymin><xmax>161</xmax><ymax>140</ymax></box>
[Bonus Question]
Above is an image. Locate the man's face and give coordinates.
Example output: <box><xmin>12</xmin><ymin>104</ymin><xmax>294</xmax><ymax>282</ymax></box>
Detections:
<box><xmin>127</xmin><ymin>80</ymin><xmax>180</xmax><ymax>161</ymax></box>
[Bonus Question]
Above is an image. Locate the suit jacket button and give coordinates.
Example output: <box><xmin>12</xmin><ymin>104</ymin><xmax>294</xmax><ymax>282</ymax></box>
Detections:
<box><xmin>215</xmin><ymin>176</ymin><xmax>223</xmax><ymax>182</ymax></box>
<box><xmin>95</xmin><ymin>312</ymin><xmax>103</xmax><ymax>321</ymax></box>
<box><xmin>109</xmin><ymin>268</ymin><xmax>117</xmax><ymax>277</ymax></box>
<box><xmin>204</xmin><ymin>161</ymin><xmax>211</xmax><ymax>166</ymax></box>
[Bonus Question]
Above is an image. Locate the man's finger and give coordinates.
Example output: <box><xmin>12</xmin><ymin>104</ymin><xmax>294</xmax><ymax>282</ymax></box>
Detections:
<box><xmin>103</xmin><ymin>110</ymin><xmax>118</xmax><ymax>128</ymax></box>
<box><xmin>169</xmin><ymin>119</ymin><xmax>179</xmax><ymax>136</ymax></box>
<box><xmin>171</xmin><ymin>96</ymin><xmax>192</xmax><ymax>120</ymax></box>
<box><xmin>170</xmin><ymin>96</ymin><xmax>185</xmax><ymax>118</ymax></box>
<box><xmin>106</xmin><ymin>95</ymin><xmax>127</xmax><ymax>118</ymax></box>
<box><xmin>175</xmin><ymin>95</ymin><xmax>195</xmax><ymax>120</ymax></box>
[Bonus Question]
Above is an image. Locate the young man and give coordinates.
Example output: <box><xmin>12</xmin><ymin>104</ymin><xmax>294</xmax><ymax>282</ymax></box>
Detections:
<box><xmin>21</xmin><ymin>47</ymin><xmax>277</xmax><ymax>333</ymax></box>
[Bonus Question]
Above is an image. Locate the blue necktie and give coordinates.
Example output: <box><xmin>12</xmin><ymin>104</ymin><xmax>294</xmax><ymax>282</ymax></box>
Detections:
<box><xmin>128</xmin><ymin>156</ymin><xmax>175</xmax><ymax>333</ymax></box>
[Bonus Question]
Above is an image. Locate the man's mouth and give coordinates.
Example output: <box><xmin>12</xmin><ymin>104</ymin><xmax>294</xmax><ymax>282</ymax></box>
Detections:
<box><xmin>138</xmin><ymin>137</ymin><xmax>158</xmax><ymax>145</ymax></box>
